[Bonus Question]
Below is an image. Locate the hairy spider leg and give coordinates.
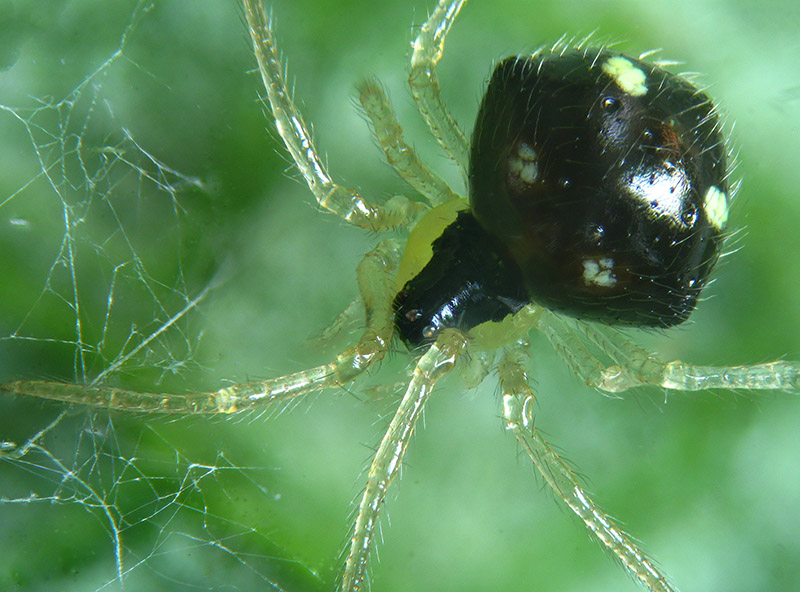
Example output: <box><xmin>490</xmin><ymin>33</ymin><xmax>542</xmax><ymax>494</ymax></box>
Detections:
<box><xmin>498</xmin><ymin>342</ymin><xmax>678</xmax><ymax>592</ymax></box>
<box><xmin>342</xmin><ymin>329</ymin><xmax>467</xmax><ymax>592</ymax></box>
<box><xmin>579</xmin><ymin>321</ymin><xmax>800</xmax><ymax>393</ymax></box>
<box><xmin>1</xmin><ymin>240</ymin><xmax>402</xmax><ymax>413</ymax></box>
<box><xmin>243</xmin><ymin>0</ymin><xmax>426</xmax><ymax>231</ymax></box>
<box><xmin>358</xmin><ymin>80</ymin><xmax>461</xmax><ymax>206</ymax></box>
<box><xmin>539</xmin><ymin>311</ymin><xmax>800</xmax><ymax>395</ymax></box>
<box><xmin>536</xmin><ymin>310</ymin><xmax>643</xmax><ymax>393</ymax></box>
<box><xmin>459</xmin><ymin>348</ymin><xmax>498</xmax><ymax>389</ymax></box>
<box><xmin>409</xmin><ymin>0</ymin><xmax>470</xmax><ymax>172</ymax></box>
<box><xmin>311</xmin><ymin>298</ymin><xmax>365</xmax><ymax>347</ymax></box>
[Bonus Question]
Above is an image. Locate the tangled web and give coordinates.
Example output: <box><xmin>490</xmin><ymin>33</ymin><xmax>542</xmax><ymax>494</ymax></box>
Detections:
<box><xmin>0</xmin><ymin>2</ymin><xmax>327</xmax><ymax>590</ymax></box>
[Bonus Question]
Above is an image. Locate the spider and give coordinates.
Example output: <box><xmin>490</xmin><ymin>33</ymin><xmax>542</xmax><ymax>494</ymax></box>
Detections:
<box><xmin>2</xmin><ymin>0</ymin><xmax>800</xmax><ymax>590</ymax></box>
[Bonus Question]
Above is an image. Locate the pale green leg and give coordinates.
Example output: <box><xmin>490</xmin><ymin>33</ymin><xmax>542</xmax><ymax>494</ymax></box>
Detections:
<box><xmin>581</xmin><ymin>321</ymin><xmax>800</xmax><ymax>392</ymax></box>
<box><xmin>409</xmin><ymin>0</ymin><xmax>470</xmax><ymax>172</ymax></box>
<box><xmin>539</xmin><ymin>310</ymin><xmax>800</xmax><ymax>394</ymax></box>
<box><xmin>536</xmin><ymin>310</ymin><xmax>639</xmax><ymax>394</ymax></box>
<box><xmin>341</xmin><ymin>329</ymin><xmax>467</xmax><ymax>592</ymax></box>
<box><xmin>310</xmin><ymin>298</ymin><xmax>364</xmax><ymax>348</ymax></box>
<box><xmin>498</xmin><ymin>341</ymin><xmax>678</xmax><ymax>592</ymax></box>
<box><xmin>358</xmin><ymin>80</ymin><xmax>461</xmax><ymax>206</ymax></box>
<box><xmin>459</xmin><ymin>349</ymin><xmax>496</xmax><ymax>389</ymax></box>
<box><xmin>243</xmin><ymin>0</ymin><xmax>426</xmax><ymax>231</ymax></box>
<box><xmin>2</xmin><ymin>240</ymin><xmax>403</xmax><ymax>414</ymax></box>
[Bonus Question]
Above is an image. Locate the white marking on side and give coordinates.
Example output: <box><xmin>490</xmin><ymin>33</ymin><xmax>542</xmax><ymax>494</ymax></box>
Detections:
<box><xmin>703</xmin><ymin>185</ymin><xmax>728</xmax><ymax>230</ymax></box>
<box><xmin>509</xmin><ymin>141</ymin><xmax>539</xmax><ymax>185</ymax></box>
<box><xmin>583</xmin><ymin>257</ymin><xmax>617</xmax><ymax>288</ymax></box>
<box><xmin>602</xmin><ymin>56</ymin><xmax>647</xmax><ymax>97</ymax></box>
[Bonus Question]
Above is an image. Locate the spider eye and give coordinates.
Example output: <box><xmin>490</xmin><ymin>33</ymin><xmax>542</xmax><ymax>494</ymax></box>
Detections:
<box><xmin>469</xmin><ymin>50</ymin><xmax>730</xmax><ymax>327</ymax></box>
<box><xmin>601</xmin><ymin>95</ymin><xmax>620</xmax><ymax>111</ymax></box>
<box><xmin>405</xmin><ymin>309</ymin><xmax>423</xmax><ymax>322</ymax></box>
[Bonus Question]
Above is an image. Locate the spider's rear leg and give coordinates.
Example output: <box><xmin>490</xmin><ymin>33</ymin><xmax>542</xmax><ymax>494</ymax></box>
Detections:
<box><xmin>498</xmin><ymin>341</ymin><xmax>677</xmax><ymax>592</ymax></box>
<box><xmin>1</xmin><ymin>240</ymin><xmax>403</xmax><ymax>414</ymax></box>
<box><xmin>537</xmin><ymin>310</ymin><xmax>642</xmax><ymax>393</ymax></box>
<box><xmin>243</xmin><ymin>0</ymin><xmax>426</xmax><ymax>231</ymax></box>
<box><xmin>341</xmin><ymin>329</ymin><xmax>467</xmax><ymax>592</ymax></box>
<box><xmin>540</xmin><ymin>311</ymin><xmax>800</xmax><ymax>395</ymax></box>
<box><xmin>409</xmin><ymin>0</ymin><xmax>470</xmax><ymax>172</ymax></box>
<box><xmin>580</xmin><ymin>321</ymin><xmax>800</xmax><ymax>393</ymax></box>
<box><xmin>358</xmin><ymin>80</ymin><xmax>461</xmax><ymax>206</ymax></box>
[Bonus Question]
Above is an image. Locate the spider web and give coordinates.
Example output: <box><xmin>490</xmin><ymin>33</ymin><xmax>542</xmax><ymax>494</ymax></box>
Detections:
<box><xmin>0</xmin><ymin>2</ymin><xmax>327</xmax><ymax>590</ymax></box>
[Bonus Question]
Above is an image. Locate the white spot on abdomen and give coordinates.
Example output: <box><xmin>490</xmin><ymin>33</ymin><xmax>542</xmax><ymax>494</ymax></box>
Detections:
<box><xmin>602</xmin><ymin>56</ymin><xmax>647</xmax><ymax>97</ymax></box>
<box><xmin>703</xmin><ymin>185</ymin><xmax>728</xmax><ymax>230</ymax></box>
<box><xmin>508</xmin><ymin>141</ymin><xmax>539</xmax><ymax>186</ymax></box>
<box><xmin>583</xmin><ymin>257</ymin><xmax>617</xmax><ymax>288</ymax></box>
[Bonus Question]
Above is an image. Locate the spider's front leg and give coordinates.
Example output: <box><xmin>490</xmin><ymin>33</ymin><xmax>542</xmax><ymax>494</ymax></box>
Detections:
<box><xmin>409</xmin><ymin>0</ymin><xmax>470</xmax><ymax>171</ymax></box>
<box><xmin>342</xmin><ymin>329</ymin><xmax>467</xmax><ymax>592</ymax></box>
<box><xmin>498</xmin><ymin>341</ymin><xmax>678</xmax><ymax>592</ymax></box>
<box><xmin>242</xmin><ymin>0</ymin><xmax>426</xmax><ymax>231</ymax></box>
<box><xmin>358</xmin><ymin>80</ymin><xmax>461</xmax><ymax>206</ymax></box>
<box><xmin>1</xmin><ymin>240</ymin><xmax>402</xmax><ymax>414</ymax></box>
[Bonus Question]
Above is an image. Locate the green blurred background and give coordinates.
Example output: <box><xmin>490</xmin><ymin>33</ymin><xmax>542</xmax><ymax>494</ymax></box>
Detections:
<box><xmin>1</xmin><ymin>0</ymin><xmax>799</xmax><ymax>591</ymax></box>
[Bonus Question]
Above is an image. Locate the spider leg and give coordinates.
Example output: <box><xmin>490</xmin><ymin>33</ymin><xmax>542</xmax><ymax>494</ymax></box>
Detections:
<box><xmin>540</xmin><ymin>310</ymin><xmax>800</xmax><ymax>394</ymax></box>
<box><xmin>537</xmin><ymin>310</ymin><xmax>641</xmax><ymax>394</ymax></box>
<box><xmin>341</xmin><ymin>329</ymin><xmax>467</xmax><ymax>592</ymax></box>
<box><xmin>310</xmin><ymin>298</ymin><xmax>364</xmax><ymax>348</ymax></box>
<box><xmin>460</xmin><ymin>348</ymin><xmax>496</xmax><ymax>389</ymax></box>
<box><xmin>358</xmin><ymin>80</ymin><xmax>461</xmax><ymax>206</ymax></box>
<box><xmin>242</xmin><ymin>0</ymin><xmax>426</xmax><ymax>231</ymax></box>
<box><xmin>580</xmin><ymin>321</ymin><xmax>800</xmax><ymax>393</ymax></box>
<box><xmin>409</xmin><ymin>0</ymin><xmax>470</xmax><ymax>172</ymax></box>
<box><xmin>498</xmin><ymin>341</ymin><xmax>677</xmax><ymax>592</ymax></box>
<box><xmin>1</xmin><ymin>240</ymin><xmax>403</xmax><ymax>414</ymax></box>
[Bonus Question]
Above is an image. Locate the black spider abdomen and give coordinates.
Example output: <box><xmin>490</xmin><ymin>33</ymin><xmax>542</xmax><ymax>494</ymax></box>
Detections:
<box><xmin>469</xmin><ymin>51</ymin><xmax>729</xmax><ymax>326</ymax></box>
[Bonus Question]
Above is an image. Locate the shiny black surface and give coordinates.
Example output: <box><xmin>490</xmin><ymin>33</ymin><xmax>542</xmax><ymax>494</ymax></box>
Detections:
<box><xmin>394</xmin><ymin>211</ymin><xmax>528</xmax><ymax>346</ymax></box>
<box><xmin>469</xmin><ymin>51</ymin><xmax>727</xmax><ymax>326</ymax></box>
